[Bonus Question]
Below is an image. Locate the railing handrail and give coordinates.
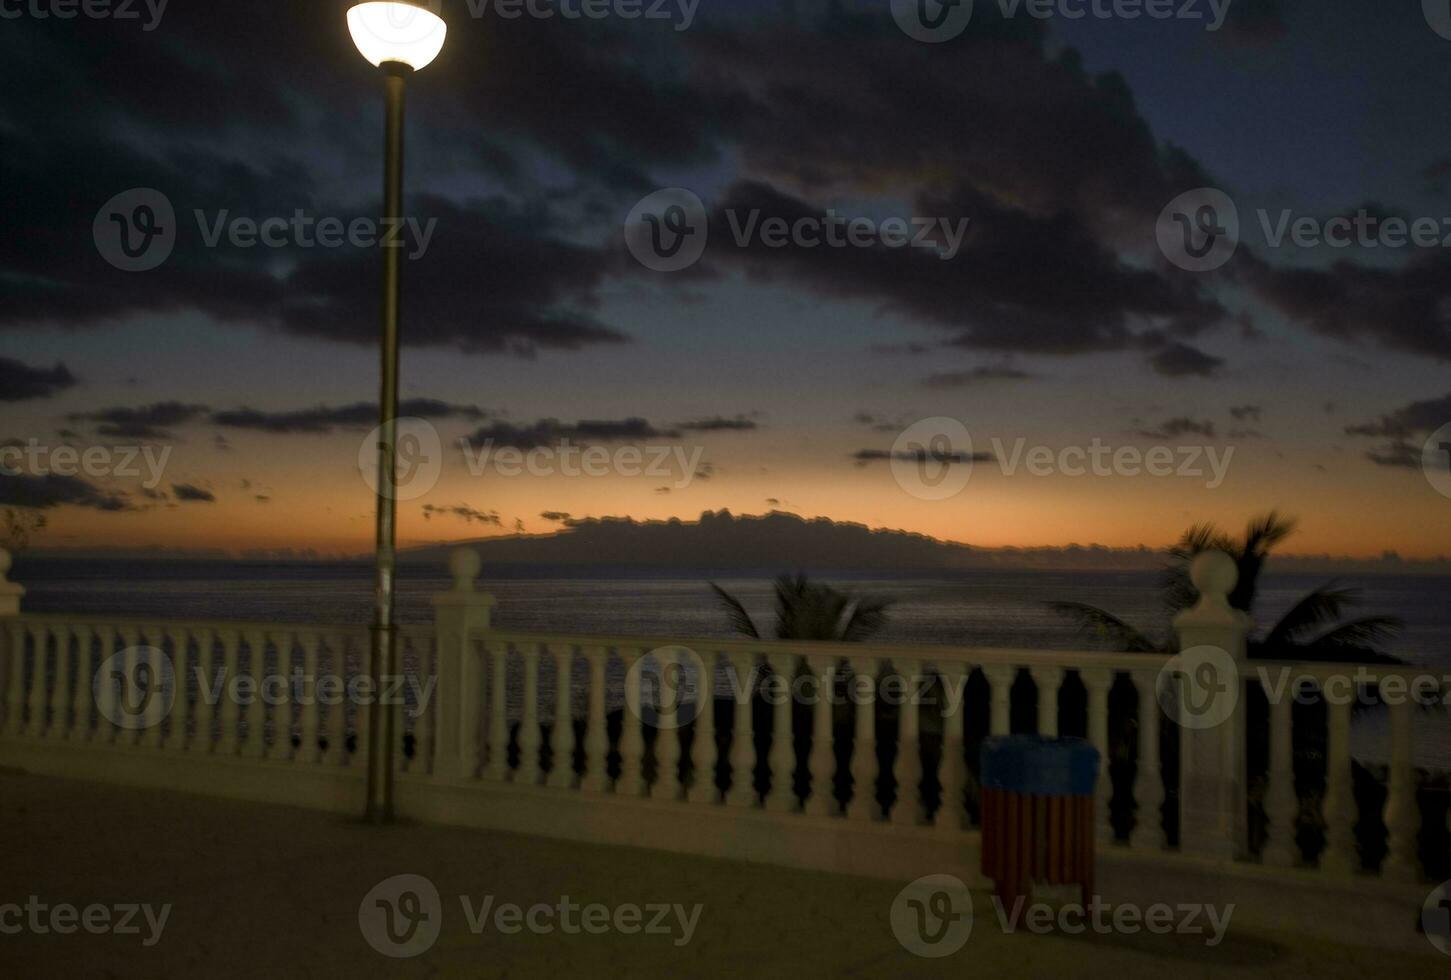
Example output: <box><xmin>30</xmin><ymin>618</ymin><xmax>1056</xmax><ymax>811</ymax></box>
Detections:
<box><xmin>476</xmin><ymin>627</ymin><xmax>1174</xmax><ymax>671</ymax></box>
<box><xmin>8</xmin><ymin>612</ymin><xmax>434</xmax><ymax>641</ymax></box>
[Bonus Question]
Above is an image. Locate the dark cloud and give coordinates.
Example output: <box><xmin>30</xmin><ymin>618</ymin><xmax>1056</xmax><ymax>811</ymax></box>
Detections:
<box><xmin>171</xmin><ymin>483</ymin><xmax>216</xmax><ymax>503</ymax></box>
<box><xmin>852</xmin><ymin>449</ymin><xmax>993</xmax><ymax>465</ymax></box>
<box><xmin>1214</xmin><ymin>0</ymin><xmax>1292</xmax><ymax>47</ymax></box>
<box><xmin>0</xmin><ymin>473</ymin><xmax>129</xmax><ymax>511</ymax></box>
<box><xmin>422</xmin><ymin>504</ymin><xmax>501</xmax><ymax>526</ymax></box>
<box><xmin>1146</xmin><ymin>342</ymin><xmax>1223</xmax><ymax>378</ymax></box>
<box><xmin>1135</xmin><ymin>418</ymin><xmax>1218</xmax><ymax>439</ymax></box>
<box><xmin>0</xmin><ymin>358</ymin><xmax>78</xmax><ymax>401</ymax></box>
<box><xmin>212</xmin><ymin>400</ymin><xmax>487</xmax><ymax>434</ymax></box>
<box><xmin>1230</xmin><ymin>405</ymin><xmax>1264</xmax><ymax>422</ymax></box>
<box><xmin>67</xmin><ymin>402</ymin><xmax>208</xmax><ymax>440</ymax></box>
<box><xmin>1345</xmin><ymin>393</ymin><xmax>1451</xmax><ymax>468</ymax></box>
<box><xmin>675</xmin><ymin>416</ymin><xmax>759</xmax><ymax>432</ymax></box>
<box><xmin>921</xmin><ymin>367</ymin><xmax>1035</xmax><ymax>388</ymax></box>
<box><xmin>464</xmin><ymin>418</ymin><xmax>680</xmax><ymax>450</ymax></box>
<box><xmin>540</xmin><ymin>511</ymin><xmax>572</xmax><ymax>523</ymax></box>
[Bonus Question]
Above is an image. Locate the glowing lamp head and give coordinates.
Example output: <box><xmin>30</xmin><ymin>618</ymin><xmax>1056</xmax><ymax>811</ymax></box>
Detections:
<box><xmin>348</xmin><ymin>1</ymin><xmax>447</xmax><ymax>71</ymax></box>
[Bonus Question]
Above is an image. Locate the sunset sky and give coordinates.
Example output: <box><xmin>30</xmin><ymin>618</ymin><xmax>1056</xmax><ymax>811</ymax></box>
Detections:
<box><xmin>3</xmin><ymin>0</ymin><xmax>1451</xmax><ymax>559</ymax></box>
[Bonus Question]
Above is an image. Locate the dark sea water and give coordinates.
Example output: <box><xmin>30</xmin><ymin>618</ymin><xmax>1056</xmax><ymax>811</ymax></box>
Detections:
<box><xmin>11</xmin><ymin>557</ymin><xmax>1451</xmax><ymax>767</ymax></box>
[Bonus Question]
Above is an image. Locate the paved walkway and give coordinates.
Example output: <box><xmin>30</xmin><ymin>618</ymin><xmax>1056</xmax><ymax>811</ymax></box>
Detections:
<box><xmin>0</xmin><ymin>770</ymin><xmax>1439</xmax><ymax>978</ymax></box>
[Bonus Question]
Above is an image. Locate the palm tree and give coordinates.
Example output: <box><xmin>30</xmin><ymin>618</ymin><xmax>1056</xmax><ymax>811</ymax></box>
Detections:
<box><xmin>1051</xmin><ymin>511</ymin><xmax>1402</xmax><ymax>662</ymax></box>
<box><xmin>710</xmin><ymin>573</ymin><xmax>892</xmax><ymax>642</ymax></box>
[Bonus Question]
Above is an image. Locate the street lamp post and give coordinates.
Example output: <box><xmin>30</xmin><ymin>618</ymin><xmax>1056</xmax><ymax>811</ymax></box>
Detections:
<box><xmin>347</xmin><ymin>0</ymin><xmax>447</xmax><ymax>823</ymax></box>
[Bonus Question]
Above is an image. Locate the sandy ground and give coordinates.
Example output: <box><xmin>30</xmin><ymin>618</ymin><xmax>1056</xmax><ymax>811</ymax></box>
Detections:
<box><xmin>0</xmin><ymin>769</ymin><xmax>1443</xmax><ymax>979</ymax></box>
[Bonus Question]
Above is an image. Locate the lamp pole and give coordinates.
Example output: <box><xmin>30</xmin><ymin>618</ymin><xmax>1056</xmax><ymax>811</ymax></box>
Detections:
<box><xmin>365</xmin><ymin>60</ymin><xmax>411</xmax><ymax>824</ymax></box>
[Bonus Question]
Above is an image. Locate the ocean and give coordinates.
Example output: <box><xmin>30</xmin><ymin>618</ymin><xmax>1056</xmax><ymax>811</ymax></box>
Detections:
<box><xmin>11</xmin><ymin>557</ymin><xmax>1451</xmax><ymax>768</ymax></box>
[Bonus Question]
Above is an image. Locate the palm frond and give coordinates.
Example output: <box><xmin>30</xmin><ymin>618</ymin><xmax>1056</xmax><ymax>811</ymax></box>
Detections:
<box><xmin>1262</xmin><ymin>584</ymin><xmax>1362</xmax><ymax>648</ymax></box>
<box><xmin>840</xmin><ymin>596</ymin><xmax>893</xmax><ymax>643</ymax></box>
<box><xmin>1048</xmin><ymin>601</ymin><xmax>1164</xmax><ymax>653</ymax></box>
<box><xmin>709</xmin><ymin>582</ymin><xmax>760</xmax><ymax>639</ymax></box>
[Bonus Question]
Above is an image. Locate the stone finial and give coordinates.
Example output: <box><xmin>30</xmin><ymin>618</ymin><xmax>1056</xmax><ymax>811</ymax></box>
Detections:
<box><xmin>1190</xmin><ymin>549</ymin><xmax>1237</xmax><ymax>602</ymax></box>
<box><xmin>448</xmin><ymin>547</ymin><xmax>482</xmax><ymax>592</ymax></box>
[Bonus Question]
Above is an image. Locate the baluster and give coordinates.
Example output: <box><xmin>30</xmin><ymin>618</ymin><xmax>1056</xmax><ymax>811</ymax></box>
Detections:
<box><xmin>617</xmin><ymin>649</ymin><xmax>647</xmax><ymax>796</ymax></box>
<box><xmin>936</xmin><ymin>663</ymin><xmax>968</xmax><ymax>833</ymax></box>
<box><xmin>216</xmin><ymin>630</ymin><xmax>241</xmax><ymax>754</ymax></box>
<box><xmin>1085</xmin><ymin>668</ymin><xmax>1114</xmax><ymax>844</ymax></box>
<box><xmin>137</xmin><ymin>632</ymin><xmax>166</xmax><ymax>749</ymax></box>
<box><xmin>686</xmin><ymin>653</ymin><xmax>718</xmax><ymax>804</ymax></box>
<box><xmin>296</xmin><ymin>633</ymin><xmax>321</xmax><ymax>763</ymax></box>
<box><xmin>582</xmin><ymin>648</ymin><xmax>610</xmax><ymax>792</ymax></box>
<box><xmin>114</xmin><ymin>627</ymin><xmax>141</xmax><ymax>745</ymax></box>
<box><xmin>518</xmin><ymin>644</ymin><xmax>542</xmax><ymax>784</ymax></box>
<box><xmin>160</xmin><ymin>627</ymin><xmax>188</xmax><ymax>751</ymax></box>
<box><xmin>412</xmin><ymin>635</ymin><xmax>435</xmax><ymax>774</ymax></box>
<box><xmin>651</xmin><ymin>649</ymin><xmax>683</xmax><ymax>799</ymax></box>
<box><xmin>892</xmin><ymin>663</ymin><xmax>923</xmax><ymax>826</ymax></box>
<box><xmin>267</xmin><ymin>631</ymin><xmax>294</xmax><ymax>760</ymax></box>
<box><xmin>318</xmin><ymin>636</ymin><xmax>343</xmax><ymax>764</ymax></box>
<box><xmin>4</xmin><ymin>620</ymin><xmax>26</xmax><ymax>735</ymax></box>
<box><xmin>188</xmin><ymin>629</ymin><xmax>213</xmax><ymax>752</ymax></box>
<box><xmin>96</xmin><ymin>626</ymin><xmax>121</xmax><ymax>743</ymax></box>
<box><xmin>1035</xmin><ymin>666</ymin><xmax>1064</xmax><ymax>737</ymax></box>
<box><xmin>485</xmin><ymin>641</ymin><xmax>510</xmax><ymax>780</ymax></box>
<box><xmin>726</xmin><ymin>653</ymin><xmax>757</xmax><ymax>807</ymax></box>
<box><xmin>345</xmin><ymin>634</ymin><xmax>366</xmax><ymax>766</ymax></box>
<box><xmin>985</xmin><ymin>665</ymin><xmax>1014</xmax><ymax>736</ymax></box>
<box><xmin>766</xmin><ymin>653</ymin><xmax>797</xmax><ymax>812</ymax></box>
<box><xmin>1261</xmin><ymin>680</ymin><xmax>1296</xmax><ymax>865</ymax></box>
<box><xmin>49</xmin><ymin>625</ymin><xmax>70</xmax><ymax>737</ymax></box>
<box><xmin>243</xmin><ymin>631</ymin><xmax>267</xmax><ymax>758</ymax></box>
<box><xmin>1132</xmin><ymin>669</ymin><xmax>1167</xmax><ymax>850</ymax></box>
<box><xmin>24</xmin><ymin>623</ymin><xmax>45</xmax><ymax>738</ymax></box>
<box><xmin>805</xmin><ymin>656</ymin><xmax>838</xmax><ymax>817</ymax></box>
<box><xmin>847</xmin><ymin>657</ymin><xmax>878</xmax><ymax>822</ymax></box>
<box><xmin>547</xmin><ymin>646</ymin><xmax>575</xmax><ymax>789</ymax></box>
<box><xmin>69</xmin><ymin>626</ymin><xmax>92</xmax><ymax>741</ymax></box>
<box><xmin>1321</xmin><ymin>693</ymin><xmax>1357</xmax><ymax>874</ymax></box>
<box><xmin>1382</xmin><ymin>694</ymin><xmax>1419</xmax><ymax>881</ymax></box>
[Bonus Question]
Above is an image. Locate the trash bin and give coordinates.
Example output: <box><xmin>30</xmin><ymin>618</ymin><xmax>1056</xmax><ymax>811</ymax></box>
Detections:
<box><xmin>980</xmin><ymin>735</ymin><xmax>1100</xmax><ymax>909</ymax></box>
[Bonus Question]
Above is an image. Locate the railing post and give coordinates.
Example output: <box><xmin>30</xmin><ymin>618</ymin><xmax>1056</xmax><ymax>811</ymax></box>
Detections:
<box><xmin>431</xmin><ymin>549</ymin><xmax>495</xmax><ymax>781</ymax></box>
<box><xmin>1321</xmin><ymin>696</ymin><xmax>1357</xmax><ymax>875</ymax></box>
<box><xmin>0</xmin><ymin>549</ymin><xmax>22</xmax><ymax>737</ymax></box>
<box><xmin>985</xmin><ymin>665</ymin><xmax>1014</xmax><ymax>736</ymax></box>
<box><xmin>617</xmin><ymin>649</ymin><xmax>647</xmax><ymax>797</ymax></box>
<box><xmin>582</xmin><ymin>648</ymin><xmax>610</xmax><ymax>793</ymax></box>
<box><xmin>891</xmin><ymin>663</ymin><xmax>922</xmax><ymax>826</ymax></box>
<box><xmin>1171</xmin><ymin>550</ymin><xmax>1251</xmax><ymax>862</ymax></box>
<box><xmin>1261</xmin><ymin>687</ymin><xmax>1297</xmax><ymax>866</ymax></box>
<box><xmin>686</xmin><ymin>653</ymin><xmax>718</xmax><ymax>804</ymax></box>
<box><xmin>1084</xmin><ymin>668</ymin><xmax>1115</xmax><ymax>845</ymax></box>
<box><xmin>547</xmin><ymin>646</ymin><xmax>575</xmax><ymax>789</ymax></box>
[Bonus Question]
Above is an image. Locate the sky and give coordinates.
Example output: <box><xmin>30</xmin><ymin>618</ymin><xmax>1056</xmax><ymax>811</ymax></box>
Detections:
<box><xmin>2</xmin><ymin>0</ymin><xmax>1451</xmax><ymax>559</ymax></box>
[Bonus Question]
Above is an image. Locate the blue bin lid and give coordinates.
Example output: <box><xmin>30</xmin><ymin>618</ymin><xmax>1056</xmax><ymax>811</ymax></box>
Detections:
<box><xmin>980</xmin><ymin>735</ymin><xmax>1100</xmax><ymax>797</ymax></box>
